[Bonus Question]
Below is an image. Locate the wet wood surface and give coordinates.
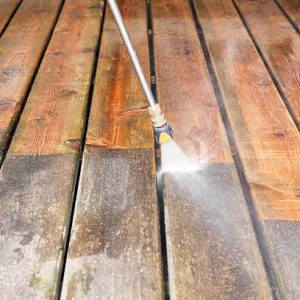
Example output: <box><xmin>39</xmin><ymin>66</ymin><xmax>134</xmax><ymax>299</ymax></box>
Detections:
<box><xmin>61</xmin><ymin>0</ymin><xmax>163</xmax><ymax>298</ymax></box>
<box><xmin>235</xmin><ymin>0</ymin><xmax>300</xmax><ymax>128</ymax></box>
<box><xmin>276</xmin><ymin>0</ymin><xmax>300</xmax><ymax>30</ymax></box>
<box><xmin>152</xmin><ymin>0</ymin><xmax>272</xmax><ymax>298</ymax></box>
<box><xmin>1</xmin><ymin>0</ymin><xmax>300</xmax><ymax>298</ymax></box>
<box><xmin>194</xmin><ymin>0</ymin><xmax>300</xmax><ymax>298</ymax></box>
<box><xmin>0</xmin><ymin>0</ymin><xmax>63</xmax><ymax>160</ymax></box>
<box><xmin>0</xmin><ymin>0</ymin><xmax>103</xmax><ymax>298</ymax></box>
<box><xmin>0</xmin><ymin>0</ymin><xmax>21</xmax><ymax>34</ymax></box>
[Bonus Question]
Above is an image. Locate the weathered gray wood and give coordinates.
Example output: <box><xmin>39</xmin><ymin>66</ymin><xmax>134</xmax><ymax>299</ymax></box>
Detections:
<box><xmin>0</xmin><ymin>154</ymin><xmax>76</xmax><ymax>298</ymax></box>
<box><xmin>263</xmin><ymin>220</ymin><xmax>300</xmax><ymax>298</ymax></box>
<box><xmin>152</xmin><ymin>0</ymin><xmax>272</xmax><ymax>298</ymax></box>
<box><xmin>62</xmin><ymin>149</ymin><xmax>163</xmax><ymax>299</ymax></box>
<box><xmin>163</xmin><ymin>164</ymin><xmax>272</xmax><ymax>299</ymax></box>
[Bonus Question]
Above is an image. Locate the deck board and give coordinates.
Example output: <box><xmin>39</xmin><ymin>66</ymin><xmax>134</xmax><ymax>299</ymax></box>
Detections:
<box><xmin>235</xmin><ymin>0</ymin><xmax>300</xmax><ymax>129</ymax></box>
<box><xmin>0</xmin><ymin>0</ymin><xmax>63</xmax><ymax>161</ymax></box>
<box><xmin>0</xmin><ymin>0</ymin><xmax>104</xmax><ymax>298</ymax></box>
<box><xmin>276</xmin><ymin>0</ymin><xmax>300</xmax><ymax>31</ymax></box>
<box><xmin>61</xmin><ymin>0</ymin><xmax>163</xmax><ymax>298</ymax></box>
<box><xmin>152</xmin><ymin>0</ymin><xmax>272</xmax><ymax>298</ymax></box>
<box><xmin>0</xmin><ymin>0</ymin><xmax>22</xmax><ymax>34</ymax></box>
<box><xmin>194</xmin><ymin>0</ymin><xmax>300</xmax><ymax>298</ymax></box>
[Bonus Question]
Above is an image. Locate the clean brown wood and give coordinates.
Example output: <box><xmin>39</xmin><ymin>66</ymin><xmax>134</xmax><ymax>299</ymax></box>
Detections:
<box><xmin>85</xmin><ymin>2</ymin><xmax>153</xmax><ymax>150</ymax></box>
<box><xmin>194</xmin><ymin>0</ymin><xmax>300</xmax><ymax>298</ymax></box>
<box><xmin>276</xmin><ymin>0</ymin><xmax>300</xmax><ymax>30</ymax></box>
<box><xmin>0</xmin><ymin>0</ymin><xmax>22</xmax><ymax>34</ymax></box>
<box><xmin>0</xmin><ymin>0</ymin><xmax>104</xmax><ymax>298</ymax></box>
<box><xmin>152</xmin><ymin>0</ymin><xmax>272</xmax><ymax>298</ymax></box>
<box><xmin>0</xmin><ymin>0</ymin><xmax>63</xmax><ymax>160</ymax></box>
<box><xmin>235</xmin><ymin>0</ymin><xmax>300</xmax><ymax>128</ymax></box>
<box><xmin>61</xmin><ymin>0</ymin><xmax>163</xmax><ymax>298</ymax></box>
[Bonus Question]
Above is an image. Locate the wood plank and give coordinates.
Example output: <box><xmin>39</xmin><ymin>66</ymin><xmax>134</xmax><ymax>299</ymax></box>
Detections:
<box><xmin>61</xmin><ymin>0</ymin><xmax>163</xmax><ymax>298</ymax></box>
<box><xmin>235</xmin><ymin>0</ymin><xmax>300</xmax><ymax>128</ymax></box>
<box><xmin>0</xmin><ymin>0</ymin><xmax>104</xmax><ymax>298</ymax></box>
<box><xmin>62</xmin><ymin>149</ymin><xmax>162</xmax><ymax>299</ymax></box>
<box><xmin>0</xmin><ymin>0</ymin><xmax>63</xmax><ymax>161</ymax></box>
<box><xmin>193</xmin><ymin>0</ymin><xmax>300</xmax><ymax>298</ymax></box>
<box><xmin>0</xmin><ymin>0</ymin><xmax>22</xmax><ymax>34</ymax></box>
<box><xmin>276</xmin><ymin>0</ymin><xmax>300</xmax><ymax>30</ymax></box>
<box><xmin>152</xmin><ymin>0</ymin><xmax>272</xmax><ymax>298</ymax></box>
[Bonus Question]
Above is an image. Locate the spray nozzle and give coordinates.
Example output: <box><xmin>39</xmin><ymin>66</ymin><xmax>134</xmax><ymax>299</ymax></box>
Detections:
<box><xmin>148</xmin><ymin>104</ymin><xmax>174</xmax><ymax>144</ymax></box>
<box><xmin>153</xmin><ymin>123</ymin><xmax>174</xmax><ymax>144</ymax></box>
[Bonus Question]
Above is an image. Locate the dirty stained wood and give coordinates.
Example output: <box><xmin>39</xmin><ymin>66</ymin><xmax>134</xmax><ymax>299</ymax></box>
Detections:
<box><xmin>62</xmin><ymin>149</ymin><xmax>162</xmax><ymax>300</ymax></box>
<box><xmin>194</xmin><ymin>0</ymin><xmax>300</xmax><ymax>298</ymax></box>
<box><xmin>61</xmin><ymin>0</ymin><xmax>163</xmax><ymax>299</ymax></box>
<box><xmin>0</xmin><ymin>0</ymin><xmax>103</xmax><ymax>298</ymax></box>
<box><xmin>276</xmin><ymin>0</ymin><xmax>300</xmax><ymax>30</ymax></box>
<box><xmin>0</xmin><ymin>0</ymin><xmax>63</xmax><ymax>160</ymax></box>
<box><xmin>235</xmin><ymin>0</ymin><xmax>300</xmax><ymax>128</ymax></box>
<box><xmin>0</xmin><ymin>0</ymin><xmax>21</xmax><ymax>34</ymax></box>
<box><xmin>152</xmin><ymin>0</ymin><xmax>272</xmax><ymax>298</ymax></box>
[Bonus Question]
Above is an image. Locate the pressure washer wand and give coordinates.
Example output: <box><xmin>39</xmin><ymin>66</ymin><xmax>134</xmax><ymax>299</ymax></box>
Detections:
<box><xmin>107</xmin><ymin>0</ymin><xmax>174</xmax><ymax>143</ymax></box>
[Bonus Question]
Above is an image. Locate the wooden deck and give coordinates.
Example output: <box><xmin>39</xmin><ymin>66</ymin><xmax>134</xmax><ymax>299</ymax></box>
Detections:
<box><xmin>0</xmin><ymin>0</ymin><xmax>300</xmax><ymax>299</ymax></box>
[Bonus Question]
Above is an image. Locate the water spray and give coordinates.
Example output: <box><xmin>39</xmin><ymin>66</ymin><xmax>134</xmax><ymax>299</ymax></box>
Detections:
<box><xmin>107</xmin><ymin>0</ymin><xmax>174</xmax><ymax>144</ymax></box>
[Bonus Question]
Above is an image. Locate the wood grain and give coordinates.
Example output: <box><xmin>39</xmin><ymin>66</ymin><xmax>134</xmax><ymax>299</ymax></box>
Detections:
<box><xmin>0</xmin><ymin>0</ymin><xmax>103</xmax><ymax>298</ymax></box>
<box><xmin>0</xmin><ymin>0</ymin><xmax>63</xmax><ymax>160</ymax></box>
<box><xmin>194</xmin><ymin>0</ymin><xmax>300</xmax><ymax>297</ymax></box>
<box><xmin>276</xmin><ymin>0</ymin><xmax>300</xmax><ymax>30</ymax></box>
<box><xmin>61</xmin><ymin>0</ymin><xmax>163</xmax><ymax>298</ymax></box>
<box><xmin>152</xmin><ymin>0</ymin><xmax>272</xmax><ymax>298</ymax></box>
<box><xmin>0</xmin><ymin>0</ymin><xmax>22</xmax><ymax>34</ymax></box>
<box><xmin>85</xmin><ymin>0</ymin><xmax>153</xmax><ymax>150</ymax></box>
<box><xmin>235</xmin><ymin>0</ymin><xmax>300</xmax><ymax>128</ymax></box>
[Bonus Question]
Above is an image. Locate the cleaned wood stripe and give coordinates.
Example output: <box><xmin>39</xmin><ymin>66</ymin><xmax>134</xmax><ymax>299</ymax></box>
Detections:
<box><xmin>152</xmin><ymin>0</ymin><xmax>272</xmax><ymax>298</ymax></box>
<box><xmin>85</xmin><ymin>0</ymin><xmax>153</xmax><ymax>150</ymax></box>
<box><xmin>0</xmin><ymin>0</ymin><xmax>22</xmax><ymax>34</ymax></box>
<box><xmin>62</xmin><ymin>0</ymin><xmax>163</xmax><ymax>298</ymax></box>
<box><xmin>276</xmin><ymin>0</ymin><xmax>300</xmax><ymax>30</ymax></box>
<box><xmin>0</xmin><ymin>0</ymin><xmax>63</xmax><ymax>160</ymax></box>
<box><xmin>0</xmin><ymin>0</ymin><xmax>103</xmax><ymax>298</ymax></box>
<box><xmin>193</xmin><ymin>0</ymin><xmax>300</xmax><ymax>297</ymax></box>
<box><xmin>235</xmin><ymin>0</ymin><xmax>300</xmax><ymax>130</ymax></box>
